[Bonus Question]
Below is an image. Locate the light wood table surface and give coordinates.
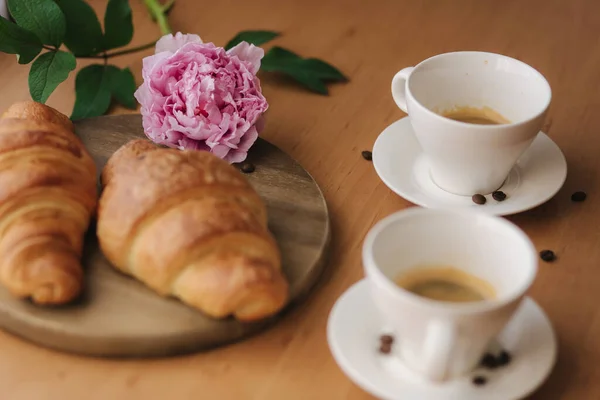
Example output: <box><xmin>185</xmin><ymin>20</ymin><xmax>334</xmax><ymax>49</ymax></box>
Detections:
<box><xmin>1</xmin><ymin>0</ymin><xmax>599</xmax><ymax>399</ymax></box>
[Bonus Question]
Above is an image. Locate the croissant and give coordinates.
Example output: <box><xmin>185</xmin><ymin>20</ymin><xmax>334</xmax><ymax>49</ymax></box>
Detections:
<box><xmin>97</xmin><ymin>139</ymin><xmax>289</xmax><ymax>321</ymax></box>
<box><xmin>2</xmin><ymin>101</ymin><xmax>74</xmax><ymax>132</ymax></box>
<box><xmin>0</xmin><ymin>102</ymin><xmax>97</xmax><ymax>304</ymax></box>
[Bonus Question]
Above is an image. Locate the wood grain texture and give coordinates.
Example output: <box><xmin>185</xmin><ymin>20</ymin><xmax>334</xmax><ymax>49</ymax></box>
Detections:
<box><xmin>0</xmin><ymin>0</ymin><xmax>599</xmax><ymax>398</ymax></box>
<box><xmin>0</xmin><ymin>114</ymin><xmax>330</xmax><ymax>357</ymax></box>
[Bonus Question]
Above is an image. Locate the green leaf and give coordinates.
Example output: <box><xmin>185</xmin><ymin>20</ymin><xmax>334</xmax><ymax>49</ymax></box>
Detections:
<box><xmin>261</xmin><ymin>47</ymin><xmax>347</xmax><ymax>82</ymax></box>
<box><xmin>28</xmin><ymin>50</ymin><xmax>76</xmax><ymax>103</ymax></box>
<box><xmin>225</xmin><ymin>30</ymin><xmax>280</xmax><ymax>50</ymax></box>
<box><xmin>71</xmin><ymin>64</ymin><xmax>112</xmax><ymax>120</ymax></box>
<box><xmin>263</xmin><ymin>46</ymin><xmax>299</xmax><ymax>62</ymax></box>
<box><xmin>282</xmin><ymin>70</ymin><xmax>328</xmax><ymax>95</ymax></box>
<box><xmin>259</xmin><ymin>46</ymin><xmax>348</xmax><ymax>94</ymax></box>
<box><xmin>0</xmin><ymin>16</ymin><xmax>43</xmax><ymax>64</ymax></box>
<box><xmin>54</xmin><ymin>0</ymin><xmax>103</xmax><ymax>56</ymax></box>
<box><xmin>261</xmin><ymin>46</ymin><xmax>329</xmax><ymax>95</ymax></box>
<box><xmin>261</xmin><ymin>47</ymin><xmax>302</xmax><ymax>71</ymax></box>
<box><xmin>103</xmin><ymin>0</ymin><xmax>134</xmax><ymax>50</ymax></box>
<box><xmin>106</xmin><ymin>66</ymin><xmax>137</xmax><ymax>109</ymax></box>
<box><xmin>303</xmin><ymin>58</ymin><xmax>348</xmax><ymax>82</ymax></box>
<box><xmin>7</xmin><ymin>0</ymin><xmax>66</xmax><ymax>47</ymax></box>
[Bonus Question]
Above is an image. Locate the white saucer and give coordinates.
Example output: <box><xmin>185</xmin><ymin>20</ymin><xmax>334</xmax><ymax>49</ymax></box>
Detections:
<box><xmin>372</xmin><ymin>117</ymin><xmax>567</xmax><ymax>216</ymax></box>
<box><xmin>327</xmin><ymin>279</ymin><xmax>557</xmax><ymax>400</ymax></box>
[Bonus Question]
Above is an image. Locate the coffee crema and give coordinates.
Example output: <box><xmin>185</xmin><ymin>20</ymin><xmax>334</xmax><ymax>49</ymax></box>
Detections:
<box><xmin>438</xmin><ymin>106</ymin><xmax>510</xmax><ymax>125</ymax></box>
<box><xmin>394</xmin><ymin>266</ymin><xmax>496</xmax><ymax>303</ymax></box>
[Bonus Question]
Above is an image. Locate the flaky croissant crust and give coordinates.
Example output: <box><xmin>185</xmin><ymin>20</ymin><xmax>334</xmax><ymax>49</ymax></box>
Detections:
<box><xmin>0</xmin><ymin>107</ymin><xmax>97</xmax><ymax>304</ymax></box>
<box><xmin>98</xmin><ymin>139</ymin><xmax>289</xmax><ymax>321</ymax></box>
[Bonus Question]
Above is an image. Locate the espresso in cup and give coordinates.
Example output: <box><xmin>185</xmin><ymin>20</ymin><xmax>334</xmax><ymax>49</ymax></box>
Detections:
<box><xmin>390</xmin><ymin>51</ymin><xmax>551</xmax><ymax>195</ymax></box>
<box><xmin>395</xmin><ymin>266</ymin><xmax>496</xmax><ymax>303</ymax></box>
<box><xmin>438</xmin><ymin>106</ymin><xmax>510</xmax><ymax>126</ymax></box>
<box><xmin>363</xmin><ymin>208</ymin><xmax>538</xmax><ymax>382</ymax></box>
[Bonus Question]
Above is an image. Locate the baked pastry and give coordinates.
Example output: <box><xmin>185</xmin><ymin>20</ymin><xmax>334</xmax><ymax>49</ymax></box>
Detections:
<box><xmin>97</xmin><ymin>139</ymin><xmax>289</xmax><ymax>321</ymax></box>
<box><xmin>2</xmin><ymin>100</ymin><xmax>74</xmax><ymax>132</ymax></box>
<box><xmin>0</xmin><ymin>101</ymin><xmax>97</xmax><ymax>304</ymax></box>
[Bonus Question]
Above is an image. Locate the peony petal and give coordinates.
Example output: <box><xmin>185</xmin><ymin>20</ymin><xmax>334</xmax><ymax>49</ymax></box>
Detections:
<box><xmin>210</xmin><ymin>144</ymin><xmax>231</xmax><ymax>159</ymax></box>
<box><xmin>141</xmin><ymin>51</ymin><xmax>172</xmax><ymax>81</ymax></box>
<box><xmin>225</xmin><ymin>150</ymin><xmax>247</xmax><ymax>164</ymax></box>
<box><xmin>138</xmin><ymin>36</ymin><xmax>268</xmax><ymax>162</ymax></box>
<box><xmin>237</xmin><ymin>125</ymin><xmax>259</xmax><ymax>153</ymax></box>
<box><xmin>155</xmin><ymin>32</ymin><xmax>203</xmax><ymax>54</ymax></box>
<box><xmin>133</xmin><ymin>83</ymin><xmax>149</xmax><ymax>106</ymax></box>
<box><xmin>226</xmin><ymin>42</ymin><xmax>264</xmax><ymax>75</ymax></box>
<box><xmin>177</xmin><ymin>136</ymin><xmax>209</xmax><ymax>151</ymax></box>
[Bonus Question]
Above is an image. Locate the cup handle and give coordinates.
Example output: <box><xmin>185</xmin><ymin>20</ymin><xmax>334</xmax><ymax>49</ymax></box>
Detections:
<box><xmin>421</xmin><ymin>319</ymin><xmax>456</xmax><ymax>382</ymax></box>
<box><xmin>391</xmin><ymin>67</ymin><xmax>414</xmax><ymax>113</ymax></box>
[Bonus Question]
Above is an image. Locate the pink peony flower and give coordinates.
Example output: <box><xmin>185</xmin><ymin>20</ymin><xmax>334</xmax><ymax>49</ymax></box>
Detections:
<box><xmin>134</xmin><ymin>32</ymin><xmax>269</xmax><ymax>163</ymax></box>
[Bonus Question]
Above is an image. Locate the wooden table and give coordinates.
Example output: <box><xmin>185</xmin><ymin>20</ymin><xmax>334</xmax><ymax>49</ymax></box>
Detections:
<box><xmin>1</xmin><ymin>0</ymin><xmax>599</xmax><ymax>398</ymax></box>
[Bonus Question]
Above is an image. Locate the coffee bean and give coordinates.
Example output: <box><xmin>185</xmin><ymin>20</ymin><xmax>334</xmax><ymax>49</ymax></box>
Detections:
<box><xmin>540</xmin><ymin>249</ymin><xmax>556</xmax><ymax>262</ymax></box>
<box><xmin>240</xmin><ymin>162</ymin><xmax>255</xmax><ymax>173</ymax></box>
<box><xmin>380</xmin><ymin>334</ymin><xmax>394</xmax><ymax>345</ymax></box>
<box><xmin>497</xmin><ymin>350</ymin><xmax>512</xmax><ymax>366</ymax></box>
<box><xmin>472</xmin><ymin>376</ymin><xmax>487</xmax><ymax>386</ymax></box>
<box><xmin>479</xmin><ymin>353</ymin><xmax>498</xmax><ymax>369</ymax></box>
<box><xmin>379</xmin><ymin>343</ymin><xmax>392</xmax><ymax>354</ymax></box>
<box><xmin>361</xmin><ymin>150</ymin><xmax>373</xmax><ymax>161</ymax></box>
<box><xmin>472</xmin><ymin>194</ymin><xmax>486</xmax><ymax>205</ymax></box>
<box><xmin>492</xmin><ymin>190</ymin><xmax>507</xmax><ymax>201</ymax></box>
<box><xmin>571</xmin><ymin>191</ymin><xmax>587</xmax><ymax>202</ymax></box>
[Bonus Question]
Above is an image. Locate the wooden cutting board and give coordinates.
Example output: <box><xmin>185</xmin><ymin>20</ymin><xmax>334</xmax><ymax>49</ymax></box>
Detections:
<box><xmin>0</xmin><ymin>114</ymin><xmax>331</xmax><ymax>358</ymax></box>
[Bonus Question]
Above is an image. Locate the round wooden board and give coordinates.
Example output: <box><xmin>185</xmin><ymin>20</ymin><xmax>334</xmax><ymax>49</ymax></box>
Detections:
<box><xmin>0</xmin><ymin>114</ymin><xmax>331</xmax><ymax>358</ymax></box>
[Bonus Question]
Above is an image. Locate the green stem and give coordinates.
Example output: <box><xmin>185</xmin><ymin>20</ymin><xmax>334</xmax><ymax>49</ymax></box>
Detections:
<box><xmin>103</xmin><ymin>41</ymin><xmax>157</xmax><ymax>58</ymax></box>
<box><xmin>162</xmin><ymin>0</ymin><xmax>175</xmax><ymax>13</ymax></box>
<box><xmin>143</xmin><ymin>0</ymin><xmax>173</xmax><ymax>35</ymax></box>
<box><xmin>76</xmin><ymin>40</ymin><xmax>158</xmax><ymax>59</ymax></box>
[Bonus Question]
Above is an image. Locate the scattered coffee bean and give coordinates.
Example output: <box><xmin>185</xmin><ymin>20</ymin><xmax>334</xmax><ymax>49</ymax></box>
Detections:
<box><xmin>379</xmin><ymin>343</ymin><xmax>392</xmax><ymax>354</ymax></box>
<box><xmin>492</xmin><ymin>190</ymin><xmax>507</xmax><ymax>201</ymax></box>
<box><xmin>380</xmin><ymin>334</ymin><xmax>394</xmax><ymax>345</ymax></box>
<box><xmin>240</xmin><ymin>162</ymin><xmax>255</xmax><ymax>173</ymax></box>
<box><xmin>472</xmin><ymin>376</ymin><xmax>487</xmax><ymax>386</ymax></box>
<box><xmin>571</xmin><ymin>191</ymin><xmax>587</xmax><ymax>202</ymax></box>
<box><xmin>361</xmin><ymin>150</ymin><xmax>373</xmax><ymax>161</ymax></box>
<box><xmin>479</xmin><ymin>353</ymin><xmax>498</xmax><ymax>369</ymax></box>
<box><xmin>497</xmin><ymin>350</ymin><xmax>512</xmax><ymax>366</ymax></box>
<box><xmin>472</xmin><ymin>194</ymin><xmax>486</xmax><ymax>205</ymax></box>
<box><xmin>540</xmin><ymin>249</ymin><xmax>556</xmax><ymax>262</ymax></box>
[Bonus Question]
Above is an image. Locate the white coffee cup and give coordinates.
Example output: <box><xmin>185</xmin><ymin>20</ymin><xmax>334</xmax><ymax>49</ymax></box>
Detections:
<box><xmin>391</xmin><ymin>51</ymin><xmax>552</xmax><ymax>196</ymax></box>
<box><xmin>362</xmin><ymin>207</ymin><xmax>537</xmax><ymax>382</ymax></box>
